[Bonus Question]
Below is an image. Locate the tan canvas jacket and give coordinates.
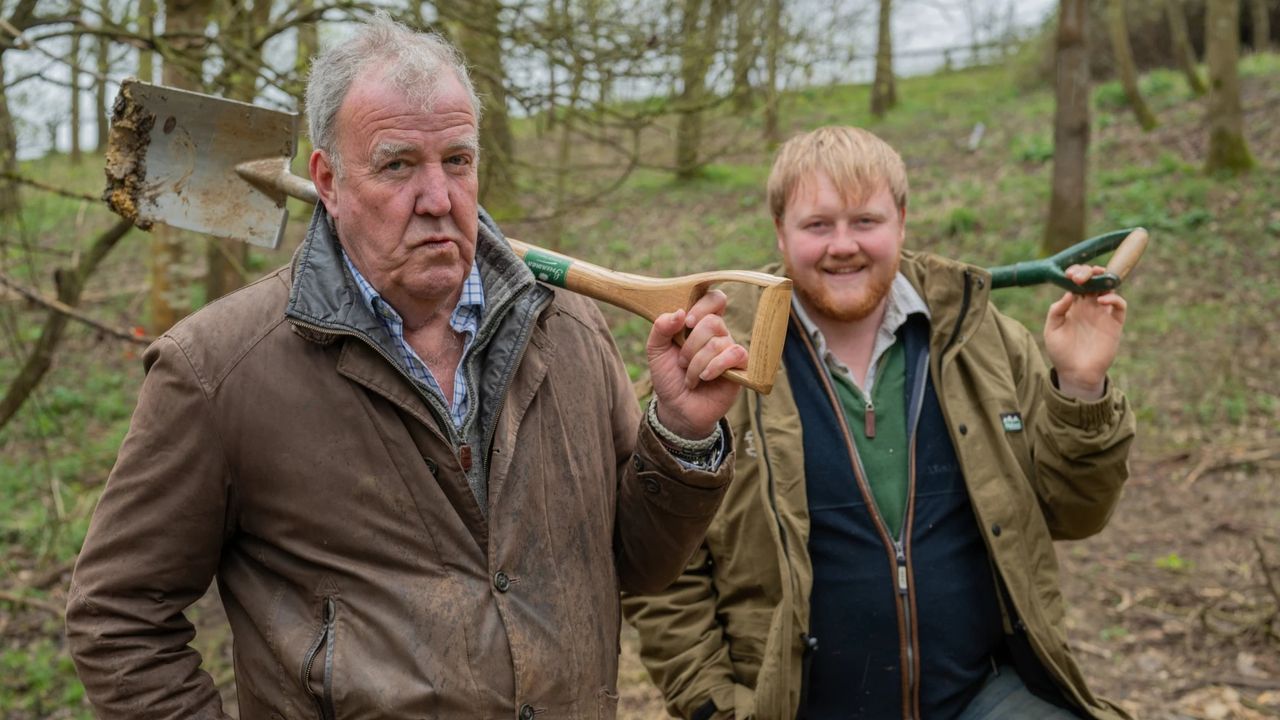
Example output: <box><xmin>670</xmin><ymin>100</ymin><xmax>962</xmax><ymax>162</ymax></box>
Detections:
<box><xmin>623</xmin><ymin>251</ymin><xmax>1135</xmax><ymax>720</ymax></box>
<box><xmin>66</xmin><ymin>212</ymin><xmax>733</xmax><ymax>720</ymax></box>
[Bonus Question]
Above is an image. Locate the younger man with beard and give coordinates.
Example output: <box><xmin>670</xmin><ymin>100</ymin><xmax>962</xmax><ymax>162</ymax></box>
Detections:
<box><xmin>622</xmin><ymin>126</ymin><xmax>1136</xmax><ymax>719</ymax></box>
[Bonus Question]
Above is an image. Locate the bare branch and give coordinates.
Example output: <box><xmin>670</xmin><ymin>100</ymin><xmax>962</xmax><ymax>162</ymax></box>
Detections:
<box><xmin>0</xmin><ymin>271</ymin><xmax>151</xmax><ymax>346</ymax></box>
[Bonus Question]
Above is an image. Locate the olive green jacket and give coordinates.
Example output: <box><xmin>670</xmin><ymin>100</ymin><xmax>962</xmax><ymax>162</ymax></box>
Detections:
<box><xmin>622</xmin><ymin>251</ymin><xmax>1136</xmax><ymax>720</ymax></box>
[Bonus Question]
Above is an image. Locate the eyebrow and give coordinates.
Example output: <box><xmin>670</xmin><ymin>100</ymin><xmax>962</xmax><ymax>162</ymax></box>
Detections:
<box><xmin>370</xmin><ymin>142</ymin><xmax>416</xmax><ymax>168</ymax></box>
<box><xmin>447</xmin><ymin>136</ymin><xmax>480</xmax><ymax>156</ymax></box>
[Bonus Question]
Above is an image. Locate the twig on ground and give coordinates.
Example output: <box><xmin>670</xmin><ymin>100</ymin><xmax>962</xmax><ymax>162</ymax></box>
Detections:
<box><xmin>0</xmin><ymin>590</ymin><xmax>65</xmax><ymax>618</ymax></box>
<box><xmin>1182</xmin><ymin>443</ymin><xmax>1280</xmax><ymax>487</ymax></box>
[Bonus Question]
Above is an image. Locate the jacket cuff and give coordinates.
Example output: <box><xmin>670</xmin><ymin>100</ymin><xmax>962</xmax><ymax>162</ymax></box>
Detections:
<box><xmin>1045</xmin><ymin>371</ymin><xmax>1126</xmax><ymax>431</ymax></box>
<box><xmin>633</xmin><ymin>418</ymin><xmax>733</xmax><ymax>518</ymax></box>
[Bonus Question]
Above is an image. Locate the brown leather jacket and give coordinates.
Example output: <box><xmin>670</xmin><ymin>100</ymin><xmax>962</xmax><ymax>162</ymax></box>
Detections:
<box><xmin>66</xmin><ymin>210</ymin><xmax>733</xmax><ymax>720</ymax></box>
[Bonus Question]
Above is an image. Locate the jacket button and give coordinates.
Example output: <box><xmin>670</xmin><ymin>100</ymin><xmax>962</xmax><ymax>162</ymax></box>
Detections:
<box><xmin>518</xmin><ymin>703</ymin><xmax>535</xmax><ymax>720</ymax></box>
<box><xmin>958</xmin><ymin>424</ymin><xmax>968</xmax><ymax>435</ymax></box>
<box><xmin>991</xmin><ymin>523</ymin><xmax>1002</xmax><ymax>537</ymax></box>
<box><xmin>642</xmin><ymin>478</ymin><xmax>661</xmax><ymax>494</ymax></box>
<box><xmin>632</xmin><ymin>456</ymin><xmax>644</xmax><ymax>471</ymax></box>
<box><xmin>494</xmin><ymin>571</ymin><xmax>512</xmax><ymax>593</ymax></box>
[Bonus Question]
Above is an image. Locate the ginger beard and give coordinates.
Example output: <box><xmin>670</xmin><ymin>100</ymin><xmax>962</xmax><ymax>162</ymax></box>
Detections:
<box><xmin>784</xmin><ymin>250</ymin><xmax>899</xmax><ymax>322</ymax></box>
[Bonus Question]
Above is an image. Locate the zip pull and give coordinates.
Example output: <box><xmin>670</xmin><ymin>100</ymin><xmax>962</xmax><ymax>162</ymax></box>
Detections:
<box><xmin>864</xmin><ymin>400</ymin><xmax>876</xmax><ymax>439</ymax></box>
<box><xmin>459</xmin><ymin>444</ymin><xmax>473</xmax><ymax>472</ymax></box>
<box><xmin>895</xmin><ymin>546</ymin><xmax>908</xmax><ymax>594</ymax></box>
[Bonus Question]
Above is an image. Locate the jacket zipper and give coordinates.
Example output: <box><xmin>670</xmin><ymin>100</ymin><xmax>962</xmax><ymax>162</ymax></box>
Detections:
<box><xmin>899</xmin><ymin>346</ymin><xmax>930</xmax><ymax>716</ymax></box>
<box><xmin>301</xmin><ymin>596</ymin><xmax>337</xmax><ymax>720</ymax></box>
<box><xmin>797</xmin><ymin>329</ymin><xmax>918</xmax><ymax>718</ymax></box>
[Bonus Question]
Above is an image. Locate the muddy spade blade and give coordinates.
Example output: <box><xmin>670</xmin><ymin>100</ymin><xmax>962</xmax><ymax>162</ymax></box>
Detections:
<box><xmin>103</xmin><ymin>79</ymin><xmax>302</xmax><ymax>249</ymax></box>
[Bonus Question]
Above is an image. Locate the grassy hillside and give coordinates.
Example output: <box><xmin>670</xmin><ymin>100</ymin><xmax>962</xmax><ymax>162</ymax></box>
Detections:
<box><xmin>0</xmin><ymin>51</ymin><xmax>1277</xmax><ymax>718</ymax></box>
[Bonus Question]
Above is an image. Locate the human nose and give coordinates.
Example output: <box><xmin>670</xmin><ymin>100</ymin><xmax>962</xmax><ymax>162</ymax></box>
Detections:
<box><xmin>827</xmin><ymin>223</ymin><xmax>860</xmax><ymax>255</ymax></box>
<box><xmin>414</xmin><ymin>163</ymin><xmax>452</xmax><ymax>217</ymax></box>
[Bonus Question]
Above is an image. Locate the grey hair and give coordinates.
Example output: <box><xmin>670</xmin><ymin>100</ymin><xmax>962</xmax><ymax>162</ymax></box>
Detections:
<box><xmin>305</xmin><ymin>12</ymin><xmax>483</xmax><ymax>176</ymax></box>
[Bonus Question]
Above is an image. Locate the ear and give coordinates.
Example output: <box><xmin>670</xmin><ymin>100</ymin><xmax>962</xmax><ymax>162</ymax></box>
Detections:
<box><xmin>309</xmin><ymin>149</ymin><xmax>339</xmax><ymax>217</ymax></box>
<box><xmin>774</xmin><ymin>216</ymin><xmax>786</xmax><ymax>254</ymax></box>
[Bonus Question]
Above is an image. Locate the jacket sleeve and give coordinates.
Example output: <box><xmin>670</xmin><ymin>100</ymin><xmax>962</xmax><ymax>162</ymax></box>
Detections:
<box><xmin>622</xmin><ymin>546</ymin><xmax>746</xmax><ymax>720</ymax></box>
<box><xmin>65</xmin><ymin>336</ymin><xmax>234</xmax><ymax>720</ymax></box>
<box><xmin>1001</xmin><ymin>312</ymin><xmax>1137</xmax><ymax>540</ymax></box>
<box><xmin>589</xmin><ymin>311</ymin><xmax>734</xmax><ymax>596</ymax></box>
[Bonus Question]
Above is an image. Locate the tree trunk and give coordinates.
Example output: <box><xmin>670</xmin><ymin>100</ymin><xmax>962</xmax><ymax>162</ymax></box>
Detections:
<box><xmin>446</xmin><ymin>0</ymin><xmax>519</xmax><ymax>217</ymax></box>
<box><xmin>1107</xmin><ymin>0</ymin><xmax>1157</xmax><ymax>130</ymax></box>
<box><xmin>762</xmin><ymin>0</ymin><xmax>783</xmax><ymax>146</ymax></box>
<box><xmin>137</xmin><ymin>0</ymin><xmax>155</xmax><ymax>82</ymax></box>
<box><xmin>1205</xmin><ymin>0</ymin><xmax>1255</xmax><ymax>173</ymax></box>
<box><xmin>675</xmin><ymin>0</ymin><xmax>728</xmax><ymax>180</ymax></box>
<box><xmin>732</xmin><ymin>0</ymin><xmax>759</xmax><ymax>112</ymax></box>
<box><xmin>0</xmin><ymin>54</ymin><xmax>19</xmax><ymax>217</ymax></box>
<box><xmin>150</xmin><ymin>0</ymin><xmax>214</xmax><ymax>332</ymax></box>
<box><xmin>70</xmin><ymin>29</ymin><xmax>82</xmax><ymax>163</ymax></box>
<box><xmin>294</xmin><ymin>0</ymin><xmax>316</xmax><ymax>112</ymax></box>
<box><xmin>1251</xmin><ymin>0</ymin><xmax>1271</xmax><ymax>52</ymax></box>
<box><xmin>205</xmin><ymin>0</ymin><xmax>272</xmax><ymax>303</ymax></box>
<box><xmin>94</xmin><ymin>0</ymin><xmax>110</xmax><ymax>153</ymax></box>
<box><xmin>871</xmin><ymin>0</ymin><xmax>896</xmax><ymax>118</ymax></box>
<box><xmin>1043</xmin><ymin>0</ymin><xmax>1091</xmax><ymax>255</ymax></box>
<box><xmin>1165</xmin><ymin>0</ymin><xmax>1207</xmax><ymax>95</ymax></box>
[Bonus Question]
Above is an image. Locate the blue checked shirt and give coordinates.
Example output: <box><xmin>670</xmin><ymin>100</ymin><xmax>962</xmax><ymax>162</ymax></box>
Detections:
<box><xmin>342</xmin><ymin>251</ymin><xmax>485</xmax><ymax>430</ymax></box>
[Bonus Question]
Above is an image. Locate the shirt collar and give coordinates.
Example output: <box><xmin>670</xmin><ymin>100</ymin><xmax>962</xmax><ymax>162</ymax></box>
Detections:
<box><xmin>793</xmin><ymin>271</ymin><xmax>930</xmax><ymax>392</ymax></box>
<box><xmin>340</xmin><ymin>250</ymin><xmax>485</xmax><ymax>329</ymax></box>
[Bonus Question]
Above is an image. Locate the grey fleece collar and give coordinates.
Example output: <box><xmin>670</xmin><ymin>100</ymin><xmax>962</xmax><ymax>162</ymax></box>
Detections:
<box><xmin>285</xmin><ymin>204</ymin><xmax>538</xmax><ymax>343</ymax></box>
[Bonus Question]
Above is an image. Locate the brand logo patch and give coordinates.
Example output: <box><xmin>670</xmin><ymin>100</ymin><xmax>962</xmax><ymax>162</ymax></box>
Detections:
<box><xmin>1001</xmin><ymin>412</ymin><xmax>1023</xmax><ymax>433</ymax></box>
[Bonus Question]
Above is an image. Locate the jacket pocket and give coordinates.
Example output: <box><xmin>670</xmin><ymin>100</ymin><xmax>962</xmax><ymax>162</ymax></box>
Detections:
<box><xmin>301</xmin><ymin>596</ymin><xmax>338</xmax><ymax>720</ymax></box>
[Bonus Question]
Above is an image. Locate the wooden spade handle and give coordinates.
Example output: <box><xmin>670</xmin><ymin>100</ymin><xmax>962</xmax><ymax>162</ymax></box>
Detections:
<box><xmin>1105</xmin><ymin>227</ymin><xmax>1149</xmax><ymax>281</ymax></box>
<box><xmin>507</xmin><ymin>238</ymin><xmax>791</xmax><ymax>394</ymax></box>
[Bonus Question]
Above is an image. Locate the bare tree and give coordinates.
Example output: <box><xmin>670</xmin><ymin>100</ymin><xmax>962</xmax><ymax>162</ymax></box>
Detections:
<box><xmin>93</xmin><ymin>0</ymin><xmax>110</xmax><ymax>152</ymax></box>
<box><xmin>0</xmin><ymin>53</ymin><xmax>17</xmax><ymax>217</ymax></box>
<box><xmin>0</xmin><ymin>0</ymin><xmax>47</xmax><ymax>217</ymax></box>
<box><xmin>1106</xmin><ymin>0</ymin><xmax>1157</xmax><ymax>130</ymax></box>
<box><xmin>732</xmin><ymin>0</ymin><xmax>760</xmax><ymax>112</ymax></box>
<box><xmin>439</xmin><ymin>0</ymin><xmax>519</xmax><ymax>215</ymax></box>
<box><xmin>294</xmin><ymin>0</ymin><xmax>316</xmax><ymax>111</ymax></box>
<box><xmin>1165</xmin><ymin>0</ymin><xmax>1207</xmax><ymax>95</ymax></box>
<box><xmin>202</xmin><ymin>0</ymin><xmax>275</xmax><ymax>303</ymax></box>
<box><xmin>762</xmin><ymin>0</ymin><xmax>783</xmax><ymax>146</ymax></box>
<box><xmin>150</xmin><ymin>0</ymin><xmax>215</xmax><ymax>332</ymax></box>
<box><xmin>138</xmin><ymin>0</ymin><xmax>156</xmax><ymax>82</ymax></box>
<box><xmin>1044</xmin><ymin>0</ymin><xmax>1091</xmax><ymax>254</ymax></box>
<box><xmin>1205</xmin><ymin>0</ymin><xmax>1255</xmax><ymax>173</ymax></box>
<box><xmin>675</xmin><ymin>0</ymin><xmax>729</xmax><ymax>180</ymax></box>
<box><xmin>1251</xmin><ymin>0</ymin><xmax>1272</xmax><ymax>52</ymax></box>
<box><xmin>0</xmin><ymin>220</ymin><xmax>133</xmax><ymax>429</ymax></box>
<box><xmin>870</xmin><ymin>0</ymin><xmax>895</xmax><ymax>118</ymax></box>
<box><xmin>70</xmin><ymin>22</ymin><xmax>83</xmax><ymax>163</ymax></box>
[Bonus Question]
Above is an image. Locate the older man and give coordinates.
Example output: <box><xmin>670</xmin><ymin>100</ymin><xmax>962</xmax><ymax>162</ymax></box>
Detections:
<box><xmin>623</xmin><ymin>126</ymin><xmax>1136</xmax><ymax>720</ymax></box>
<box><xmin>67</xmin><ymin>16</ymin><xmax>744</xmax><ymax>719</ymax></box>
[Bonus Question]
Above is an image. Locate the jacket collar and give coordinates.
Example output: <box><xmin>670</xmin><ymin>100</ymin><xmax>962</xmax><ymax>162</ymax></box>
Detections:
<box><xmin>285</xmin><ymin>204</ymin><xmax>538</xmax><ymax>347</ymax></box>
<box><xmin>896</xmin><ymin>250</ymin><xmax>990</xmax><ymax>357</ymax></box>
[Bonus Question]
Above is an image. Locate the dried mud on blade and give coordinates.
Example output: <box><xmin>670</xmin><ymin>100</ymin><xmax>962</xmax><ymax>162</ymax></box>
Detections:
<box><xmin>103</xmin><ymin>79</ymin><xmax>301</xmax><ymax>249</ymax></box>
